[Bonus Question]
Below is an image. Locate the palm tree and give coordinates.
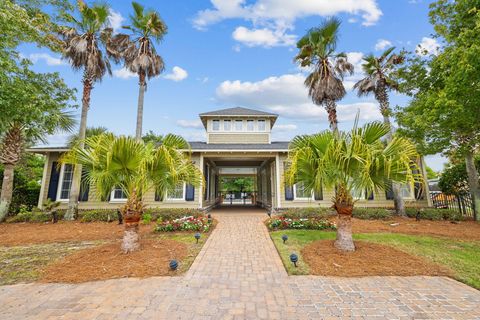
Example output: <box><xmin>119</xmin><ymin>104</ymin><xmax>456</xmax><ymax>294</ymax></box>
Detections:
<box><xmin>353</xmin><ymin>47</ymin><xmax>407</xmax><ymax>215</ymax></box>
<box><xmin>108</xmin><ymin>2</ymin><xmax>167</xmax><ymax>141</ymax></box>
<box><xmin>295</xmin><ymin>18</ymin><xmax>353</xmax><ymax>133</ymax></box>
<box><xmin>286</xmin><ymin>121</ymin><xmax>420</xmax><ymax>252</ymax></box>
<box><xmin>66</xmin><ymin>126</ymin><xmax>109</xmax><ymax>147</ymax></box>
<box><xmin>61</xmin><ymin>133</ymin><xmax>202</xmax><ymax>253</ymax></box>
<box><xmin>59</xmin><ymin>0</ymin><xmax>113</xmax><ymax>220</ymax></box>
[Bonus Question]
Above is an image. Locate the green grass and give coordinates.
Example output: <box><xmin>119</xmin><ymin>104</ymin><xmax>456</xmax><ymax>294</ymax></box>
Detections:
<box><xmin>270</xmin><ymin>230</ymin><xmax>480</xmax><ymax>289</ymax></box>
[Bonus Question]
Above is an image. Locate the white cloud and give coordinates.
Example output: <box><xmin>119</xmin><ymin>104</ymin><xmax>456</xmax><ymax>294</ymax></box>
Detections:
<box><xmin>113</xmin><ymin>67</ymin><xmax>137</xmax><ymax>80</ymax></box>
<box><xmin>193</xmin><ymin>0</ymin><xmax>382</xmax><ymax>30</ymax></box>
<box><xmin>273</xmin><ymin>124</ymin><xmax>297</xmax><ymax>131</ymax></box>
<box><xmin>232</xmin><ymin>26</ymin><xmax>296</xmax><ymax>47</ymax></box>
<box><xmin>416</xmin><ymin>37</ymin><xmax>440</xmax><ymax>56</ymax></box>
<box><xmin>216</xmin><ymin>73</ymin><xmax>381</xmax><ymax>122</ymax></box>
<box><xmin>108</xmin><ymin>9</ymin><xmax>125</xmax><ymax>33</ymax></box>
<box><xmin>176</xmin><ymin>119</ymin><xmax>203</xmax><ymax>129</ymax></box>
<box><xmin>374</xmin><ymin>39</ymin><xmax>392</xmax><ymax>51</ymax></box>
<box><xmin>164</xmin><ymin>66</ymin><xmax>188</xmax><ymax>82</ymax></box>
<box><xmin>28</xmin><ymin>53</ymin><xmax>66</xmax><ymax>66</ymax></box>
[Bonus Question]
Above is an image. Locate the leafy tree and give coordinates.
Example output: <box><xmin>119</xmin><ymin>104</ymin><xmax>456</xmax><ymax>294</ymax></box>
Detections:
<box><xmin>0</xmin><ymin>61</ymin><xmax>76</xmax><ymax>221</ymax></box>
<box><xmin>353</xmin><ymin>47</ymin><xmax>407</xmax><ymax>215</ymax></box>
<box><xmin>108</xmin><ymin>2</ymin><xmax>167</xmax><ymax>140</ymax></box>
<box><xmin>58</xmin><ymin>0</ymin><xmax>114</xmax><ymax>219</ymax></box>
<box><xmin>220</xmin><ymin>177</ymin><xmax>255</xmax><ymax>193</ymax></box>
<box><xmin>286</xmin><ymin>121</ymin><xmax>420</xmax><ymax>252</ymax></box>
<box><xmin>61</xmin><ymin>134</ymin><xmax>202</xmax><ymax>253</ymax></box>
<box><xmin>294</xmin><ymin>18</ymin><xmax>353</xmax><ymax>133</ymax></box>
<box><xmin>142</xmin><ymin>130</ymin><xmax>163</xmax><ymax>144</ymax></box>
<box><xmin>395</xmin><ymin>0</ymin><xmax>480</xmax><ymax>220</ymax></box>
<box><xmin>439</xmin><ymin>156</ymin><xmax>480</xmax><ymax>196</ymax></box>
<box><xmin>426</xmin><ymin>166</ymin><xmax>439</xmax><ymax>180</ymax></box>
<box><xmin>67</xmin><ymin>126</ymin><xmax>109</xmax><ymax>147</ymax></box>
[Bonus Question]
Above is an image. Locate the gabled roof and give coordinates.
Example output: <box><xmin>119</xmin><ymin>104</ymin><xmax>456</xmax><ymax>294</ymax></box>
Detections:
<box><xmin>199</xmin><ymin>107</ymin><xmax>278</xmax><ymax>128</ymax></box>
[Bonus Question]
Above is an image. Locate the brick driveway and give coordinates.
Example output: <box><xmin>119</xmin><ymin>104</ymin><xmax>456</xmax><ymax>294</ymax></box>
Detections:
<box><xmin>1</xmin><ymin>207</ymin><xmax>479</xmax><ymax>319</ymax></box>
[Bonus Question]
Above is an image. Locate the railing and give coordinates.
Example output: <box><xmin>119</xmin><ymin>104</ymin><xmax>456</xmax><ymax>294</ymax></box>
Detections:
<box><xmin>218</xmin><ymin>191</ymin><xmax>257</xmax><ymax>206</ymax></box>
<box><xmin>430</xmin><ymin>191</ymin><xmax>474</xmax><ymax>218</ymax></box>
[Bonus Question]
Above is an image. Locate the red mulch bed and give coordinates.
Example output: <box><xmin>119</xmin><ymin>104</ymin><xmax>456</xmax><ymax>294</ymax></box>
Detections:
<box><xmin>302</xmin><ymin>240</ymin><xmax>452</xmax><ymax>277</ymax></box>
<box><xmin>40</xmin><ymin>239</ymin><xmax>187</xmax><ymax>283</ymax></box>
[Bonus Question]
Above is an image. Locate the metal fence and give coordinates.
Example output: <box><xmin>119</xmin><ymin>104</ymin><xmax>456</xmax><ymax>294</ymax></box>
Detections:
<box><xmin>430</xmin><ymin>192</ymin><xmax>474</xmax><ymax>218</ymax></box>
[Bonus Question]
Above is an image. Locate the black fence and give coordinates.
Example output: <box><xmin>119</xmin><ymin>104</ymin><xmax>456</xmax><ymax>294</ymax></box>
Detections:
<box><xmin>430</xmin><ymin>192</ymin><xmax>474</xmax><ymax>218</ymax></box>
<box><xmin>219</xmin><ymin>191</ymin><xmax>257</xmax><ymax>206</ymax></box>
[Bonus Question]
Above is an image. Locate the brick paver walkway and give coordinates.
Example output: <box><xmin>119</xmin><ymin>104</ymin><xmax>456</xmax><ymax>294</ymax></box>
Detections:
<box><xmin>1</xmin><ymin>207</ymin><xmax>479</xmax><ymax>319</ymax></box>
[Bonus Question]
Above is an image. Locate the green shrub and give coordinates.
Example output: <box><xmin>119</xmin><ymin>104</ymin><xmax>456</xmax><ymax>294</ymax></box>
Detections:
<box><xmin>144</xmin><ymin>208</ymin><xmax>204</xmax><ymax>222</ymax></box>
<box><xmin>352</xmin><ymin>208</ymin><xmax>393</xmax><ymax>220</ymax></box>
<box><xmin>280</xmin><ymin>207</ymin><xmax>334</xmax><ymax>220</ymax></box>
<box><xmin>155</xmin><ymin>216</ymin><xmax>212</xmax><ymax>232</ymax></box>
<box><xmin>141</xmin><ymin>213</ymin><xmax>152</xmax><ymax>224</ymax></box>
<box><xmin>405</xmin><ymin>208</ymin><xmax>463</xmax><ymax>221</ymax></box>
<box><xmin>79</xmin><ymin>210</ymin><xmax>117</xmax><ymax>222</ymax></box>
<box><xmin>7</xmin><ymin>210</ymin><xmax>65</xmax><ymax>223</ymax></box>
<box><xmin>266</xmin><ymin>217</ymin><xmax>336</xmax><ymax>231</ymax></box>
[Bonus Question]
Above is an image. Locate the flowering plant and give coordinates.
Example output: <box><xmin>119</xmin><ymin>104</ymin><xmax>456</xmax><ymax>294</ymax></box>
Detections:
<box><xmin>267</xmin><ymin>216</ymin><xmax>336</xmax><ymax>231</ymax></box>
<box><xmin>155</xmin><ymin>215</ymin><xmax>212</xmax><ymax>232</ymax></box>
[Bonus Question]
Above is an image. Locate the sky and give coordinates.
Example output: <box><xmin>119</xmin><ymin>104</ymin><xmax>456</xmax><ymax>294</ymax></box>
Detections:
<box><xmin>22</xmin><ymin>0</ymin><xmax>447</xmax><ymax>170</ymax></box>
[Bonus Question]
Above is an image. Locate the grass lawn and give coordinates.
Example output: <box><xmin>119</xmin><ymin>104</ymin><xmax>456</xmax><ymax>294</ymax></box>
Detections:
<box><xmin>270</xmin><ymin>230</ymin><xmax>480</xmax><ymax>289</ymax></box>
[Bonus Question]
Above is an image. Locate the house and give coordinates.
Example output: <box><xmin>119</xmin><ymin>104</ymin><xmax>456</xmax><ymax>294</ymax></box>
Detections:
<box><xmin>28</xmin><ymin>107</ymin><xmax>427</xmax><ymax>211</ymax></box>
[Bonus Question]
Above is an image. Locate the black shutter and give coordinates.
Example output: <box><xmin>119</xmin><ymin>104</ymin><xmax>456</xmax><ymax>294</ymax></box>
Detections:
<box><xmin>185</xmin><ymin>184</ymin><xmax>195</xmax><ymax>201</ymax></box>
<box><xmin>385</xmin><ymin>181</ymin><xmax>394</xmax><ymax>200</ymax></box>
<box><xmin>155</xmin><ymin>190</ymin><xmax>163</xmax><ymax>202</ymax></box>
<box><xmin>78</xmin><ymin>168</ymin><xmax>89</xmax><ymax>202</ymax></box>
<box><xmin>285</xmin><ymin>185</ymin><xmax>294</xmax><ymax>201</ymax></box>
<box><xmin>47</xmin><ymin>161</ymin><xmax>60</xmax><ymax>201</ymax></box>
<box><xmin>314</xmin><ymin>186</ymin><xmax>323</xmax><ymax>201</ymax></box>
<box><xmin>366</xmin><ymin>190</ymin><xmax>374</xmax><ymax>200</ymax></box>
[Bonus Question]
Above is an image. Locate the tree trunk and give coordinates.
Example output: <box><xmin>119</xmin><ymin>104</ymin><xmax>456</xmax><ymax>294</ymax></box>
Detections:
<box><xmin>121</xmin><ymin>190</ymin><xmax>142</xmax><ymax>253</ymax></box>
<box><xmin>65</xmin><ymin>72</ymin><xmax>93</xmax><ymax>220</ymax></box>
<box><xmin>325</xmin><ymin>99</ymin><xmax>338</xmax><ymax>134</ymax></box>
<box><xmin>135</xmin><ymin>73</ymin><xmax>146</xmax><ymax>141</ymax></box>
<box><xmin>334</xmin><ymin>213</ymin><xmax>355</xmax><ymax>252</ymax></box>
<box><xmin>122</xmin><ymin>223</ymin><xmax>140</xmax><ymax>253</ymax></box>
<box><xmin>465</xmin><ymin>151</ymin><xmax>480</xmax><ymax>221</ymax></box>
<box><xmin>0</xmin><ymin>164</ymin><xmax>14</xmax><ymax>222</ymax></box>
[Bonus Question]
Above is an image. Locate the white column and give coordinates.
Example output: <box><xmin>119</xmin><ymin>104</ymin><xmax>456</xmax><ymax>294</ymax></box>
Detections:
<box><xmin>38</xmin><ymin>153</ymin><xmax>50</xmax><ymax>208</ymax></box>
<box><xmin>275</xmin><ymin>154</ymin><xmax>282</xmax><ymax>209</ymax></box>
<box><xmin>199</xmin><ymin>154</ymin><xmax>204</xmax><ymax>209</ymax></box>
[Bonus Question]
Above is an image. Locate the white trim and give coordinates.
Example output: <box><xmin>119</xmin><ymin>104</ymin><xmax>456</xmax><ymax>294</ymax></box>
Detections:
<box><xmin>205</xmin><ymin>163</ymin><xmax>210</xmax><ymax>201</ymax></box>
<box><xmin>56</xmin><ymin>163</ymin><xmax>74</xmax><ymax>202</ymax></box>
<box><xmin>399</xmin><ymin>182</ymin><xmax>415</xmax><ymax>200</ymax></box>
<box><xmin>110</xmin><ymin>188</ymin><xmax>128</xmax><ymax>203</ymax></box>
<box><xmin>275</xmin><ymin>154</ymin><xmax>282</xmax><ymax>208</ymax></box>
<box><xmin>166</xmin><ymin>182</ymin><xmax>186</xmax><ymax>201</ymax></box>
<box><xmin>199</xmin><ymin>154</ymin><xmax>204</xmax><ymax>208</ymax></box>
<box><xmin>293</xmin><ymin>182</ymin><xmax>314</xmax><ymax>201</ymax></box>
<box><xmin>188</xmin><ymin>149</ymin><xmax>289</xmax><ymax>153</ymax></box>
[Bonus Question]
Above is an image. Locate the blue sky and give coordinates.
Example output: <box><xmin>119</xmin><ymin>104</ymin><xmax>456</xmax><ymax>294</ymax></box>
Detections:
<box><xmin>22</xmin><ymin>0</ymin><xmax>446</xmax><ymax>170</ymax></box>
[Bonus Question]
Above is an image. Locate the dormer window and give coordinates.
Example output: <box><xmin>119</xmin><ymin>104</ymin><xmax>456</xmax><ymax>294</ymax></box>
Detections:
<box><xmin>223</xmin><ymin>120</ymin><xmax>231</xmax><ymax>131</ymax></box>
<box><xmin>258</xmin><ymin>119</ymin><xmax>266</xmax><ymax>131</ymax></box>
<box><xmin>212</xmin><ymin>120</ymin><xmax>220</xmax><ymax>131</ymax></box>
<box><xmin>247</xmin><ymin>120</ymin><xmax>254</xmax><ymax>131</ymax></box>
<box><xmin>235</xmin><ymin>120</ymin><xmax>243</xmax><ymax>131</ymax></box>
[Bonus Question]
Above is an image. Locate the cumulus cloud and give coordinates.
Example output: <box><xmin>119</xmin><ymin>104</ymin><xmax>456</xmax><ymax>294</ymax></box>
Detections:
<box><xmin>164</xmin><ymin>66</ymin><xmax>188</xmax><ymax>82</ymax></box>
<box><xmin>416</xmin><ymin>37</ymin><xmax>440</xmax><ymax>56</ymax></box>
<box><xmin>108</xmin><ymin>9</ymin><xmax>125</xmax><ymax>33</ymax></box>
<box><xmin>28</xmin><ymin>53</ymin><xmax>66</xmax><ymax>66</ymax></box>
<box><xmin>273</xmin><ymin>124</ymin><xmax>297</xmax><ymax>131</ymax></box>
<box><xmin>113</xmin><ymin>67</ymin><xmax>137</xmax><ymax>80</ymax></box>
<box><xmin>216</xmin><ymin>73</ymin><xmax>381</xmax><ymax>122</ymax></box>
<box><xmin>374</xmin><ymin>39</ymin><xmax>392</xmax><ymax>51</ymax></box>
<box><xmin>176</xmin><ymin>119</ymin><xmax>203</xmax><ymax>129</ymax></box>
<box><xmin>232</xmin><ymin>26</ymin><xmax>296</xmax><ymax>47</ymax></box>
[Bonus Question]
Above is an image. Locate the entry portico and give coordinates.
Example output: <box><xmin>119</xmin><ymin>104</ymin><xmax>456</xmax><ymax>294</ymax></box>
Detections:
<box><xmin>29</xmin><ymin>107</ymin><xmax>426</xmax><ymax>210</ymax></box>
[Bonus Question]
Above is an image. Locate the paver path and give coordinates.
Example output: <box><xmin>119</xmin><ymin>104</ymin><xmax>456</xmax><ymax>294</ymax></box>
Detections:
<box><xmin>1</xmin><ymin>207</ymin><xmax>479</xmax><ymax>319</ymax></box>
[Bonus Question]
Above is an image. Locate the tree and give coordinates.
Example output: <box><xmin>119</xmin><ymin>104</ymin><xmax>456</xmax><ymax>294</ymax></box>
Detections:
<box><xmin>294</xmin><ymin>18</ymin><xmax>353</xmax><ymax>133</ymax></box>
<box><xmin>58</xmin><ymin>0</ymin><xmax>114</xmax><ymax>219</ymax></box>
<box><xmin>142</xmin><ymin>130</ymin><xmax>163</xmax><ymax>144</ymax></box>
<box><xmin>220</xmin><ymin>177</ymin><xmax>255</xmax><ymax>193</ymax></box>
<box><xmin>286</xmin><ymin>121</ymin><xmax>420</xmax><ymax>252</ymax></box>
<box><xmin>108</xmin><ymin>2</ymin><xmax>167</xmax><ymax>140</ymax></box>
<box><xmin>67</xmin><ymin>126</ymin><xmax>109</xmax><ymax>147</ymax></box>
<box><xmin>395</xmin><ymin>0</ymin><xmax>480</xmax><ymax>220</ymax></box>
<box><xmin>439</xmin><ymin>156</ymin><xmax>480</xmax><ymax>196</ymax></box>
<box><xmin>61</xmin><ymin>134</ymin><xmax>202</xmax><ymax>253</ymax></box>
<box><xmin>0</xmin><ymin>61</ymin><xmax>76</xmax><ymax>221</ymax></box>
<box><xmin>353</xmin><ymin>47</ymin><xmax>408</xmax><ymax>215</ymax></box>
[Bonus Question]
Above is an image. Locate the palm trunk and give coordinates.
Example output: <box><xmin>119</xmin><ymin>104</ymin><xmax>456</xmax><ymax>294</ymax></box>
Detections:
<box><xmin>135</xmin><ymin>73</ymin><xmax>146</xmax><ymax>141</ymax></box>
<box><xmin>0</xmin><ymin>164</ymin><xmax>14</xmax><ymax>222</ymax></box>
<box><xmin>121</xmin><ymin>190</ymin><xmax>142</xmax><ymax>253</ymax></box>
<box><xmin>333</xmin><ymin>185</ymin><xmax>355</xmax><ymax>252</ymax></box>
<box><xmin>65</xmin><ymin>71</ymin><xmax>93</xmax><ymax>220</ymax></box>
<box><xmin>465</xmin><ymin>151</ymin><xmax>480</xmax><ymax>221</ymax></box>
<box><xmin>377</xmin><ymin>84</ymin><xmax>405</xmax><ymax>216</ymax></box>
<box><xmin>325</xmin><ymin>99</ymin><xmax>338</xmax><ymax>134</ymax></box>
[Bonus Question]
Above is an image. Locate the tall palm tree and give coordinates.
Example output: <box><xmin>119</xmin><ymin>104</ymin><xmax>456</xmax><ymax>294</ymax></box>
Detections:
<box><xmin>286</xmin><ymin>120</ymin><xmax>420</xmax><ymax>252</ymax></box>
<box><xmin>59</xmin><ymin>0</ymin><xmax>113</xmax><ymax>219</ymax></box>
<box><xmin>108</xmin><ymin>2</ymin><xmax>167</xmax><ymax>141</ymax></box>
<box><xmin>353</xmin><ymin>47</ymin><xmax>407</xmax><ymax>215</ymax></box>
<box><xmin>295</xmin><ymin>18</ymin><xmax>353</xmax><ymax>133</ymax></box>
<box><xmin>61</xmin><ymin>133</ymin><xmax>202</xmax><ymax>253</ymax></box>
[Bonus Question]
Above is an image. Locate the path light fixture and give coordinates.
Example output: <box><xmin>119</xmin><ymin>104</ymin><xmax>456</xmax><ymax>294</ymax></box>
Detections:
<box><xmin>169</xmin><ymin>260</ymin><xmax>178</xmax><ymax>271</ymax></box>
<box><xmin>282</xmin><ymin>234</ymin><xmax>288</xmax><ymax>244</ymax></box>
<box><xmin>207</xmin><ymin>213</ymin><xmax>212</xmax><ymax>224</ymax></box>
<box><xmin>194</xmin><ymin>233</ymin><xmax>201</xmax><ymax>243</ymax></box>
<box><xmin>267</xmin><ymin>211</ymin><xmax>271</xmax><ymax>218</ymax></box>
<box><xmin>290</xmin><ymin>253</ymin><xmax>298</xmax><ymax>267</ymax></box>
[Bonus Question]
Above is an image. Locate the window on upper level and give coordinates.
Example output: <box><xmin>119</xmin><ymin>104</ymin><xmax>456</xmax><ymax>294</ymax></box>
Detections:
<box><xmin>223</xmin><ymin>120</ymin><xmax>231</xmax><ymax>131</ymax></box>
<box><xmin>235</xmin><ymin>120</ymin><xmax>243</xmax><ymax>131</ymax></box>
<box><xmin>258</xmin><ymin>119</ymin><xmax>266</xmax><ymax>131</ymax></box>
<box><xmin>246</xmin><ymin>120</ymin><xmax>254</xmax><ymax>131</ymax></box>
<box><xmin>212</xmin><ymin>120</ymin><xmax>220</xmax><ymax>131</ymax></box>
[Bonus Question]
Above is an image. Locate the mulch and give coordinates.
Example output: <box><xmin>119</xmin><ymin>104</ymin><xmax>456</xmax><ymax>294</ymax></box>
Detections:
<box><xmin>40</xmin><ymin>239</ymin><xmax>187</xmax><ymax>283</ymax></box>
<box><xmin>302</xmin><ymin>240</ymin><xmax>452</xmax><ymax>277</ymax></box>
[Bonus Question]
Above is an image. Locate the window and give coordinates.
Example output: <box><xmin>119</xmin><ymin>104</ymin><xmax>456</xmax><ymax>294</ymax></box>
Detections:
<box><xmin>258</xmin><ymin>119</ymin><xmax>266</xmax><ymax>131</ymax></box>
<box><xmin>399</xmin><ymin>183</ymin><xmax>414</xmax><ymax>199</ymax></box>
<box><xmin>168</xmin><ymin>183</ymin><xmax>185</xmax><ymax>200</ymax></box>
<box><xmin>235</xmin><ymin>120</ymin><xmax>243</xmax><ymax>131</ymax></box>
<box><xmin>351</xmin><ymin>186</ymin><xmax>365</xmax><ymax>200</ymax></box>
<box><xmin>247</xmin><ymin>120</ymin><xmax>254</xmax><ymax>131</ymax></box>
<box><xmin>294</xmin><ymin>182</ymin><xmax>312</xmax><ymax>200</ymax></box>
<box><xmin>223</xmin><ymin>120</ymin><xmax>231</xmax><ymax>131</ymax></box>
<box><xmin>58</xmin><ymin>164</ymin><xmax>74</xmax><ymax>200</ymax></box>
<box><xmin>212</xmin><ymin>120</ymin><xmax>220</xmax><ymax>131</ymax></box>
<box><xmin>111</xmin><ymin>187</ymin><xmax>127</xmax><ymax>202</ymax></box>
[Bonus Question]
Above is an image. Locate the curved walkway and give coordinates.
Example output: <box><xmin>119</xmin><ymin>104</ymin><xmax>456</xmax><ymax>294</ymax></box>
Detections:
<box><xmin>0</xmin><ymin>208</ymin><xmax>479</xmax><ymax>319</ymax></box>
